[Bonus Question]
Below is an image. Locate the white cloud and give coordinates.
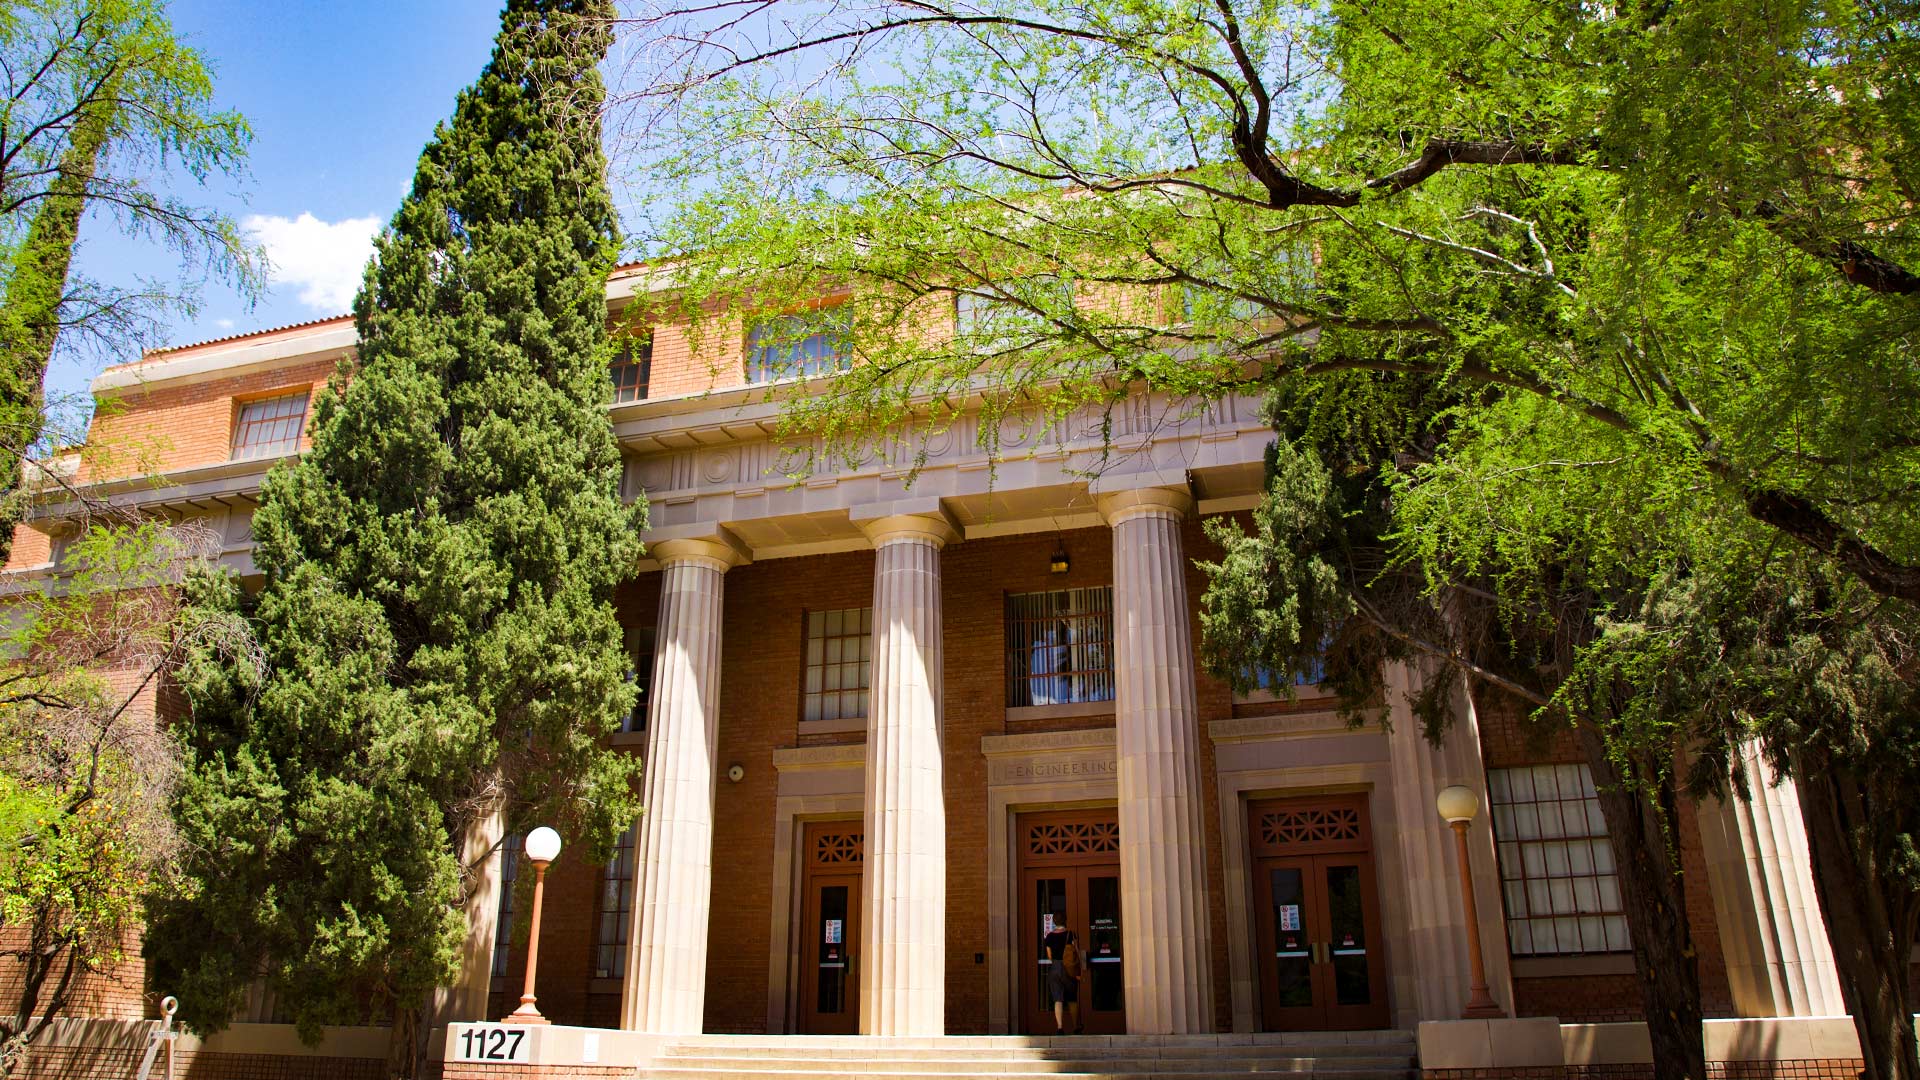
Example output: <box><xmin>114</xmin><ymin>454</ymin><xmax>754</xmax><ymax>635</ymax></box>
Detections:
<box><xmin>243</xmin><ymin>212</ymin><xmax>381</xmax><ymax>313</ymax></box>
<box><xmin>214</xmin><ymin>318</ymin><xmax>235</xmax><ymax>330</ymax></box>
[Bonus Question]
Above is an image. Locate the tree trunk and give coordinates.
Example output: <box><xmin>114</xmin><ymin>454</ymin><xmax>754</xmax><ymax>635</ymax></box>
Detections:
<box><xmin>1794</xmin><ymin>761</ymin><xmax>1920</xmax><ymax>1080</ymax></box>
<box><xmin>1576</xmin><ymin>725</ymin><xmax>1708</xmax><ymax>1080</ymax></box>
<box><xmin>386</xmin><ymin>1000</ymin><xmax>424</xmax><ymax>1080</ymax></box>
<box><xmin>0</xmin><ymin>91</ymin><xmax>114</xmax><ymax>565</ymax></box>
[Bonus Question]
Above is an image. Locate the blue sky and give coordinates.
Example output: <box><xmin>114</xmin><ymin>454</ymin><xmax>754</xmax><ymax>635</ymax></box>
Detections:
<box><xmin>48</xmin><ymin>0</ymin><xmax>519</xmax><ymax>405</ymax></box>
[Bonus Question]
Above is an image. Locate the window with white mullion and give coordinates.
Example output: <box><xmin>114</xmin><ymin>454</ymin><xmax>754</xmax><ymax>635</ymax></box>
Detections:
<box><xmin>594</xmin><ymin>826</ymin><xmax>636</xmax><ymax>978</ymax></box>
<box><xmin>803</xmin><ymin>606</ymin><xmax>871</xmax><ymax>723</ymax></box>
<box><xmin>231</xmin><ymin>392</ymin><xmax>310</xmax><ymax>460</ymax></box>
<box><xmin>1488</xmin><ymin>763</ymin><xmax>1630</xmax><ymax>957</ymax></box>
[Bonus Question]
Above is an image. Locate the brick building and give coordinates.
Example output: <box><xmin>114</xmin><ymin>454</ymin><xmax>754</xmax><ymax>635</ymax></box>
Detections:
<box><xmin>1</xmin><ymin>263</ymin><xmax>1883</xmax><ymax>1077</ymax></box>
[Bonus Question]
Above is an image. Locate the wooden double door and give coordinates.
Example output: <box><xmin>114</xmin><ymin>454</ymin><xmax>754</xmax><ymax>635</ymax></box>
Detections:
<box><xmin>1017</xmin><ymin>809</ymin><xmax>1126</xmax><ymax>1035</ymax></box>
<box><xmin>1249</xmin><ymin>795</ymin><xmax>1390</xmax><ymax>1030</ymax></box>
<box><xmin>797</xmin><ymin>821</ymin><xmax>862</xmax><ymax>1034</ymax></box>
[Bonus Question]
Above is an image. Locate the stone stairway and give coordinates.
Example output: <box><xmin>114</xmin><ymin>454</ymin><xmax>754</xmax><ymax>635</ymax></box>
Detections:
<box><xmin>645</xmin><ymin>1031</ymin><xmax>1419</xmax><ymax>1080</ymax></box>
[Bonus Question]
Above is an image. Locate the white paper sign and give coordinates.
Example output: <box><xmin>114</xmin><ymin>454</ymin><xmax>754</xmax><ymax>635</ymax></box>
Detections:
<box><xmin>1042</xmin><ymin>913</ymin><xmax>1057</xmax><ymax>935</ymax></box>
<box><xmin>824</xmin><ymin>918</ymin><xmax>843</xmax><ymax>944</ymax></box>
<box><xmin>1279</xmin><ymin>904</ymin><xmax>1301</xmax><ymax>931</ymax></box>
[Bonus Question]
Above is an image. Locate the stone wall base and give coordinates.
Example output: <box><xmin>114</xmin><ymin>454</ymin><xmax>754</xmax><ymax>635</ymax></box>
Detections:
<box><xmin>440</xmin><ymin>1065</ymin><xmax>636</xmax><ymax>1080</ymax></box>
<box><xmin>16</xmin><ymin>1045</ymin><xmax>391</xmax><ymax>1080</ymax></box>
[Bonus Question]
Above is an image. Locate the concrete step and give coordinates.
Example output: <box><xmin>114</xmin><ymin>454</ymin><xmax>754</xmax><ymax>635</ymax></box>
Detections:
<box><xmin>655</xmin><ymin>1055</ymin><xmax>1414</xmax><ymax>1073</ymax></box>
<box><xmin>645</xmin><ymin>1071</ymin><xmax>1413</xmax><ymax>1080</ymax></box>
<box><xmin>648</xmin><ymin>1031</ymin><xmax>1418</xmax><ymax>1080</ymax></box>
<box><xmin>656</xmin><ymin>1046</ymin><xmax>1413</xmax><ymax>1062</ymax></box>
<box><xmin>664</xmin><ymin>1033</ymin><xmax>1416</xmax><ymax>1051</ymax></box>
<box><xmin>656</xmin><ymin>1053</ymin><xmax>1413</xmax><ymax>1068</ymax></box>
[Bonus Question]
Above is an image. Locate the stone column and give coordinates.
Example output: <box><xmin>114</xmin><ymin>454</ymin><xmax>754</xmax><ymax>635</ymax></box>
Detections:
<box><xmin>1697</xmin><ymin>740</ymin><xmax>1845</xmax><ymax>1017</ymax></box>
<box><xmin>1384</xmin><ymin>664</ymin><xmax>1514</xmax><ymax>1022</ymax></box>
<box><xmin>1097</xmin><ymin>487</ymin><xmax>1214</xmax><ymax>1034</ymax></box>
<box><xmin>621</xmin><ymin>537</ymin><xmax>740</xmax><ymax>1034</ymax></box>
<box><xmin>856</xmin><ymin>512</ymin><xmax>955</xmax><ymax>1035</ymax></box>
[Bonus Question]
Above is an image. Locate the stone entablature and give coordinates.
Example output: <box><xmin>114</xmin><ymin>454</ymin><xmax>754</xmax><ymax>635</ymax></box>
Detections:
<box><xmin>623</xmin><ymin>390</ymin><xmax>1269</xmax><ymax>559</ymax></box>
<box><xmin>20</xmin><ymin>378</ymin><xmax>1271</xmax><ymax>574</ymax></box>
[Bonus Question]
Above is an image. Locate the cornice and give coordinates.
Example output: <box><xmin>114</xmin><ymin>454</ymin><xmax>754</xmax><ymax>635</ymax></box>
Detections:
<box><xmin>30</xmin><ymin>454</ymin><xmax>284</xmax><ymax>520</ymax></box>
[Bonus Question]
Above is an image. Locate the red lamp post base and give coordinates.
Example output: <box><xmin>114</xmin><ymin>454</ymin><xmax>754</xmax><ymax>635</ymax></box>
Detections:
<box><xmin>500</xmin><ymin>999</ymin><xmax>550</xmax><ymax>1026</ymax></box>
<box><xmin>1461</xmin><ymin>994</ymin><xmax>1505</xmax><ymax>1019</ymax></box>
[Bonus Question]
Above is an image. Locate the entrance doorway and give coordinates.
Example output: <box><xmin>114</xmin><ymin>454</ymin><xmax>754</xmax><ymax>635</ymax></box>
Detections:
<box><xmin>1248</xmin><ymin>794</ymin><xmax>1390</xmax><ymax>1030</ymax></box>
<box><xmin>797</xmin><ymin>821</ymin><xmax>862</xmax><ymax>1034</ymax></box>
<box><xmin>1017</xmin><ymin>809</ymin><xmax>1125</xmax><ymax>1035</ymax></box>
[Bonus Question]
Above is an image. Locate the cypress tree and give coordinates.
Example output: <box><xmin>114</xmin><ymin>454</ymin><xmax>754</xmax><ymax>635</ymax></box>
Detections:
<box><xmin>146</xmin><ymin>0</ymin><xmax>642</xmax><ymax>1068</ymax></box>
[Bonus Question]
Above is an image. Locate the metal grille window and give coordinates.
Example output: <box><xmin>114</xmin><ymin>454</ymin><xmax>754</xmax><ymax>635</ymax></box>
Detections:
<box><xmin>747</xmin><ymin>309</ymin><xmax>848</xmax><ymax>384</ymax></box>
<box><xmin>610</xmin><ymin>339</ymin><xmax>651</xmax><ymax>403</ymax></box>
<box><xmin>491</xmin><ymin>833</ymin><xmax>522</xmax><ymax>978</ymax></box>
<box><xmin>803</xmin><ymin>607</ymin><xmax>871</xmax><ymax>723</ymax></box>
<box><xmin>231</xmin><ymin>393</ymin><xmax>309</xmax><ymax>460</ymax></box>
<box><xmin>1006</xmin><ymin>587</ymin><xmax>1115</xmax><ymax>707</ymax></box>
<box><xmin>1488</xmin><ymin>764</ymin><xmax>1631</xmax><ymax>956</ymax></box>
<box><xmin>594</xmin><ymin>826</ymin><xmax>636</xmax><ymax>978</ymax></box>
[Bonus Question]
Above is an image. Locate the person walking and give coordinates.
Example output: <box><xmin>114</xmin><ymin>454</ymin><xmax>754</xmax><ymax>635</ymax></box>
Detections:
<box><xmin>1042</xmin><ymin>917</ymin><xmax>1084</xmax><ymax>1035</ymax></box>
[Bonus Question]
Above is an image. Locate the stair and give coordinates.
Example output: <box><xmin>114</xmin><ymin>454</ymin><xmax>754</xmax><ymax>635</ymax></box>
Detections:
<box><xmin>645</xmin><ymin>1031</ymin><xmax>1419</xmax><ymax>1080</ymax></box>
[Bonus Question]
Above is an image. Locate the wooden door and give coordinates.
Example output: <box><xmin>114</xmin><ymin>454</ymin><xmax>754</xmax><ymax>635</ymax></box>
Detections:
<box><xmin>1016</xmin><ymin>809</ymin><xmax>1126</xmax><ymax>1035</ymax></box>
<box><xmin>1248</xmin><ymin>796</ymin><xmax>1390</xmax><ymax>1030</ymax></box>
<box><xmin>797</xmin><ymin>822</ymin><xmax>863</xmax><ymax>1034</ymax></box>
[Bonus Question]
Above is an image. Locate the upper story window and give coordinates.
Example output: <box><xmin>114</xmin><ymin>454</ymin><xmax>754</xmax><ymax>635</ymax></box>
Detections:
<box><xmin>1235</xmin><ymin>634</ymin><xmax>1332</xmax><ymax>699</ymax></box>
<box><xmin>594</xmin><ymin>826</ymin><xmax>636</xmax><ymax>979</ymax></box>
<box><xmin>955</xmin><ymin>276</ymin><xmax>1072</xmax><ymax>351</ymax></box>
<box><xmin>746</xmin><ymin>308</ymin><xmax>849</xmax><ymax>384</ymax></box>
<box><xmin>611</xmin><ymin>339</ymin><xmax>651</xmax><ymax>404</ymax></box>
<box><xmin>804</xmin><ymin>606</ymin><xmax>871</xmax><ymax>724</ymax></box>
<box><xmin>1488</xmin><ymin>764</ymin><xmax>1630</xmax><ymax>957</ymax></box>
<box><xmin>231</xmin><ymin>392</ymin><xmax>309</xmax><ymax>461</ymax></box>
<box><xmin>1179</xmin><ymin>281</ymin><xmax>1269</xmax><ymax>325</ymax></box>
<box><xmin>1240</xmin><ymin>655</ymin><xmax>1328</xmax><ymax>693</ymax></box>
<box><xmin>1006</xmin><ymin>586</ymin><xmax>1114</xmax><ymax>707</ymax></box>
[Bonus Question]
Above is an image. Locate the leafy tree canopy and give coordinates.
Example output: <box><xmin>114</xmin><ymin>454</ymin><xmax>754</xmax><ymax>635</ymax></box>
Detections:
<box><xmin>621</xmin><ymin>0</ymin><xmax>1919</xmax><ymax>601</ymax></box>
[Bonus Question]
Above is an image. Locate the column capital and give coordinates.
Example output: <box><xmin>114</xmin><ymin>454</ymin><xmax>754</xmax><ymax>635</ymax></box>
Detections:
<box><xmin>649</xmin><ymin>532</ymin><xmax>749</xmax><ymax>571</ymax></box>
<box><xmin>856</xmin><ymin>511</ymin><xmax>960</xmax><ymax>545</ymax></box>
<box><xmin>1096</xmin><ymin>486</ymin><xmax>1193</xmax><ymax>527</ymax></box>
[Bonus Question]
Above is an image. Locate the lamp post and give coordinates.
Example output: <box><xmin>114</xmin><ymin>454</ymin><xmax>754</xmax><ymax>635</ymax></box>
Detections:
<box><xmin>1436</xmin><ymin>785</ymin><xmax>1505</xmax><ymax>1019</ymax></box>
<box><xmin>503</xmin><ymin>826</ymin><xmax>562</xmax><ymax>1025</ymax></box>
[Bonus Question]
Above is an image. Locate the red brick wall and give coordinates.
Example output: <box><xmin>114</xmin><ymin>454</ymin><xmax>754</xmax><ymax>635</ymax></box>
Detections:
<box><xmin>6</xmin><ymin>524</ymin><xmax>52</xmax><ymax>570</ymax></box>
<box><xmin>83</xmin><ymin>358</ymin><xmax>334</xmax><ymax>483</ymax></box>
<box><xmin>0</xmin><ymin>928</ymin><xmax>149</xmax><ymax>1025</ymax></box>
